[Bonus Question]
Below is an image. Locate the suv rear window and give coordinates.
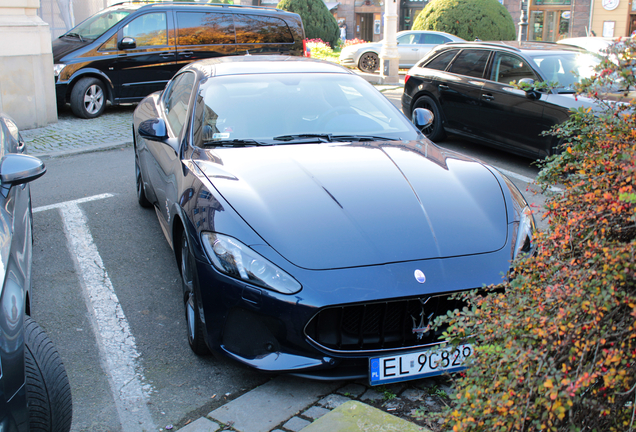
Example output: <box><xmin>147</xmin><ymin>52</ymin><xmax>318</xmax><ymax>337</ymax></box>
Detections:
<box><xmin>423</xmin><ymin>49</ymin><xmax>460</xmax><ymax>70</ymax></box>
<box><xmin>234</xmin><ymin>15</ymin><xmax>294</xmax><ymax>44</ymax></box>
<box><xmin>448</xmin><ymin>49</ymin><xmax>490</xmax><ymax>78</ymax></box>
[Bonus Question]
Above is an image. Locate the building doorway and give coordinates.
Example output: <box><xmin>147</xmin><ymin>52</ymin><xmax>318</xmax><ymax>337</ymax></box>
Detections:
<box><xmin>528</xmin><ymin>9</ymin><xmax>570</xmax><ymax>41</ymax></box>
<box><xmin>356</xmin><ymin>13</ymin><xmax>374</xmax><ymax>41</ymax></box>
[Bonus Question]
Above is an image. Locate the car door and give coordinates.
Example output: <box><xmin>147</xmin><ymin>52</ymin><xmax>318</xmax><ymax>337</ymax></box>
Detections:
<box><xmin>480</xmin><ymin>51</ymin><xmax>553</xmax><ymax>156</ymax></box>
<box><xmin>396</xmin><ymin>32</ymin><xmax>422</xmax><ymax>67</ymax></box>
<box><xmin>109</xmin><ymin>11</ymin><xmax>179</xmax><ymax>101</ymax></box>
<box><xmin>175</xmin><ymin>11</ymin><xmax>236</xmax><ymax>67</ymax></box>
<box><xmin>145</xmin><ymin>71</ymin><xmax>196</xmax><ymax>230</ymax></box>
<box><xmin>0</xmin><ymin>117</ymin><xmax>32</xmax><ymax>409</ymax></box>
<box><xmin>436</xmin><ymin>49</ymin><xmax>491</xmax><ymax>137</ymax></box>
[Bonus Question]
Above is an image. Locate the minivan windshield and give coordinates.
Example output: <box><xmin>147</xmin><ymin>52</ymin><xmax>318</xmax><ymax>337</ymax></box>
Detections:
<box><xmin>529</xmin><ymin>52</ymin><xmax>601</xmax><ymax>91</ymax></box>
<box><xmin>197</xmin><ymin>73</ymin><xmax>420</xmax><ymax>144</ymax></box>
<box><xmin>65</xmin><ymin>9</ymin><xmax>133</xmax><ymax>40</ymax></box>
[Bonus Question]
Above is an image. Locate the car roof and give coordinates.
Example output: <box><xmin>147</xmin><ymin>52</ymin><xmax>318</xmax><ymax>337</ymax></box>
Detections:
<box><xmin>107</xmin><ymin>1</ymin><xmax>288</xmax><ymax>14</ymax></box>
<box><xmin>183</xmin><ymin>55</ymin><xmax>356</xmax><ymax>78</ymax></box>
<box><xmin>434</xmin><ymin>40</ymin><xmax>588</xmax><ymax>56</ymax></box>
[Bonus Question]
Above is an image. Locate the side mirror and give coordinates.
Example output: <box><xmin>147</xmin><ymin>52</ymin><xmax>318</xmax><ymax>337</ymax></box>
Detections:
<box><xmin>412</xmin><ymin>108</ymin><xmax>434</xmax><ymax>130</ymax></box>
<box><xmin>518</xmin><ymin>78</ymin><xmax>541</xmax><ymax>100</ymax></box>
<box><xmin>138</xmin><ymin>118</ymin><xmax>168</xmax><ymax>141</ymax></box>
<box><xmin>0</xmin><ymin>154</ymin><xmax>46</xmax><ymax>195</ymax></box>
<box><xmin>119</xmin><ymin>37</ymin><xmax>136</xmax><ymax>50</ymax></box>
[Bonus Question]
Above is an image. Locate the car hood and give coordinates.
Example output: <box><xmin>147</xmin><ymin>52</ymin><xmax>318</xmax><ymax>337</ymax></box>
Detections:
<box><xmin>52</xmin><ymin>37</ymin><xmax>92</xmax><ymax>62</ymax></box>
<box><xmin>194</xmin><ymin>141</ymin><xmax>508</xmax><ymax>270</ymax></box>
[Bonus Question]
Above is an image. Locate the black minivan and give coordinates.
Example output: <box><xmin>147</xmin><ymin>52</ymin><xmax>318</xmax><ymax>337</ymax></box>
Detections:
<box><xmin>53</xmin><ymin>1</ymin><xmax>306</xmax><ymax>118</ymax></box>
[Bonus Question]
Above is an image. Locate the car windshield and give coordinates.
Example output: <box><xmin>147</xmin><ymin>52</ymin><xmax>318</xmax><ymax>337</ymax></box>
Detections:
<box><xmin>529</xmin><ymin>52</ymin><xmax>601</xmax><ymax>91</ymax></box>
<box><xmin>66</xmin><ymin>9</ymin><xmax>132</xmax><ymax>40</ymax></box>
<box><xmin>197</xmin><ymin>73</ymin><xmax>420</xmax><ymax>144</ymax></box>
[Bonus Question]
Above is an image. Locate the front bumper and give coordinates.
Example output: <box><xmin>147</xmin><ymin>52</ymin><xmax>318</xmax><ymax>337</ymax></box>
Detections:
<box><xmin>193</xmin><ymin>237</ymin><xmax>514</xmax><ymax>380</ymax></box>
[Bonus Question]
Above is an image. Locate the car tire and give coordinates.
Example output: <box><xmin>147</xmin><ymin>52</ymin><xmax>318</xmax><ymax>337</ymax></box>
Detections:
<box><xmin>135</xmin><ymin>152</ymin><xmax>152</xmax><ymax>208</ymax></box>
<box><xmin>24</xmin><ymin>316</ymin><xmax>73</xmax><ymax>432</ymax></box>
<box><xmin>412</xmin><ymin>95</ymin><xmax>446</xmax><ymax>142</ymax></box>
<box><xmin>180</xmin><ymin>233</ymin><xmax>210</xmax><ymax>355</ymax></box>
<box><xmin>70</xmin><ymin>77</ymin><xmax>106</xmax><ymax>119</ymax></box>
<box><xmin>358</xmin><ymin>52</ymin><xmax>380</xmax><ymax>73</ymax></box>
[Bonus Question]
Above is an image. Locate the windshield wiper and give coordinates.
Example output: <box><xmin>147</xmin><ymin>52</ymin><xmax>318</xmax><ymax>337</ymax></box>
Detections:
<box><xmin>64</xmin><ymin>32</ymin><xmax>85</xmax><ymax>42</ymax></box>
<box><xmin>203</xmin><ymin>139</ymin><xmax>269</xmax><ymax>147</ymax></box>
<box><xmin>273</xmin><ymin>134</ymin><xmax>333</xmax><ymax>142</ymax></box>
<box><xmin>331</xmin><ymin>135</ymin><xmax>397</xmax><ymax>142</ymax></box>
<box><xmin>272</xmin><ymin>134</ymin><xmax>397</xmax><ymax>143</ymax></box>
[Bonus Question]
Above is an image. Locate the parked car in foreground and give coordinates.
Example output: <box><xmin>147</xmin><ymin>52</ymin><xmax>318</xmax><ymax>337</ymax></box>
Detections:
<box><xmin>53</xmin><ymin>1</ymin><xmax>305</xmax><ymax>119</ymax></box>
<box><xmin>402</xmin><ymin>41</ymin><xmax>604</xmax><ymax>158</ymax></box>
<box><xmin>339</xmin><ymin>30</ymin><xmax>464</xmax><ymax>73</ymax></box>
<box><xmin>133</xmin><ymin>56</ymin><xmax>535</xmax><ymax>384</ymax></box>
<box><xmin>0</xmin><ymin>114</ymin><xmax>72</xmax><ymax>431</ymax></box>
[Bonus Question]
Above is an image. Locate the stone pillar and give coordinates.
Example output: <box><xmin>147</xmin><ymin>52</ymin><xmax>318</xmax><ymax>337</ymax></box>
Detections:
<box><xmin>0</xmin><ymin>0</ymin><xmax>57</xmax><ymax>130</ymax></box>
<box><xmin>380</xmin><ymin>0</ymin><xmax>399</xmax><ymax>84</ymax></box>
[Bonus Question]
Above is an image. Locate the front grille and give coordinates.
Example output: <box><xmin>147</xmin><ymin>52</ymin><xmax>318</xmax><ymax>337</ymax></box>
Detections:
<box><xmin>304</xmin><ymin>295</ymin><xmax>465</xmax><ymax>353</ymax></box>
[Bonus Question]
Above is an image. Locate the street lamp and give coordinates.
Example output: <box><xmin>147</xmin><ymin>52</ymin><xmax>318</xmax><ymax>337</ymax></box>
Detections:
<box><xmin>380</xmin><ymin>0</ymin><xmax>399</xmax><ymax>84</ymax></box>
<box><xmin>518</xmin><ymin>0</ymin><xmax>529</xmax><ymax>41</ymax></box>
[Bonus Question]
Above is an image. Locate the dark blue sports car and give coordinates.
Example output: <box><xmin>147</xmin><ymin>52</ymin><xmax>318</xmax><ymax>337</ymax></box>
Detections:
<box><xmin>132</xmin><ymin>56</ymin><xmax>535</xmax><ymax>384</ymax></box>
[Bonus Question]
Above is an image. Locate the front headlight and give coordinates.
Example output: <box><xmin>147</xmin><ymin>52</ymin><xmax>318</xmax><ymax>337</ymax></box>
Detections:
<box><xmin>54</xmin><ymin>64</ymin><xmax>66</xmax><ymax>78</ymax></box>
<box><xmin>501</xmin><ymin>174</ymin><xmax>536</xmax><ymax>260</ymax></box>
<box><xmin>513</xmin><ymin>205</ymin><xmax>535</xmax><ymax>260</ymax></box>
<box><xmin>201</xmin><ymin>233</ymin><xmax>301</xmax><ymax>295</ymax></box>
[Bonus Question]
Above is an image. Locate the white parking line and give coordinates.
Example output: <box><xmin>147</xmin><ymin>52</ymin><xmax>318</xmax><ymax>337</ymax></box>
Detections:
<box><xmin>34</xmin><ymin>194</ymin><xmax>155</xmax><ymax>432</ymax></box>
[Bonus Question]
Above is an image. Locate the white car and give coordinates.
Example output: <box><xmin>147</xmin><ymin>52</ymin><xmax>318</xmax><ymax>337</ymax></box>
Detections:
<box><xmin>339</xmin><ymin>30</ymin><xmax>464</xmax><ymax>73</ymax></box>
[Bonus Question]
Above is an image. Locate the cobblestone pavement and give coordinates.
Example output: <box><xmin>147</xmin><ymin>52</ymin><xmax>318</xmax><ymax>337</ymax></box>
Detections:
<box><xmin>21</xmin><ymin>103</ymin><xmax>136</xmax><ymax>159</ymax></box>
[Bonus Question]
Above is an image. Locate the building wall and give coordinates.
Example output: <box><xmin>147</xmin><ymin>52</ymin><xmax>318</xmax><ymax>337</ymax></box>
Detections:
<box><xmin>0</xmin><ymin>0</ymin><xmax>57</xmax><ymax>129</ymax></box>
<box><xmin>591</xmin><ymin>0</ymin><xmax>631</xmax><ymax>36</ymax></box>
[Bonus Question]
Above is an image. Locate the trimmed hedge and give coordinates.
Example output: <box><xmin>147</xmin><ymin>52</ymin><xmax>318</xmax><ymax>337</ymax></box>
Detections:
<box><xmin>436</xmin><ymin>40</ymin><xmax>636</xmax><ymax>432</ymax></box>
<box><xmin>412</xmin><ymin>0</ymin><xmax>516</xmax><ymax>41</ymax></box>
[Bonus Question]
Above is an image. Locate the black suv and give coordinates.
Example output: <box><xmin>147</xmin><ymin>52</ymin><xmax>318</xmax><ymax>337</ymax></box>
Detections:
<box><xmin>53</xmin><ymin>1</ymin><xmax>305</xmax><ymax>118</ymax></box>
<box><xmin>402</xmin><ymin>41</ymin><xmax>605</xmax><ymax>158</ymax></box>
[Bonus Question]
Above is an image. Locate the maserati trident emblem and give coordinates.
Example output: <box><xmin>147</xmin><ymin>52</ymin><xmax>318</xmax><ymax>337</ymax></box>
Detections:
<box><xmin>411</xmin><ymin>298</ymin><xmax>434</xmax><ymax>340</ymax></box>
<box><xmin>414</xmin><ymin>269</ymin><xmax>426</xmax><ymax>284</ymax></box>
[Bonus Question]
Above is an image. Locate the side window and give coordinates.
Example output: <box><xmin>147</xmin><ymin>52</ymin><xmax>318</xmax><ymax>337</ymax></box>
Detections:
<box><xmin>422</xmin><ymin>49</ymin><xmax>460</xmax><ymax>71</ymax></box>
<box><xmin>234</xmin><ymin>14</ymin><xmax>294</xmax><ymax>44</ymax></box>
<box><xmin>177</xmin><ymin>12</ymin><xmax>235</xmax><ymax>45</ymax></box>
<box><xmin>448</xmin><ymin>49</ymin><xmax>490</xmax><ymax>78</ymax></box>
<box><xmin>420</xmin><ymin>34</ymin><xmax>450</xmax><ymax>44</ymax></box>
<box><xmin>490</xmin><ymin>52</ymin><xmax>539</xmax><ymax>84</ymax></box>
<box><xmin>397</xmin><ymin>33</ymin><xmax>416</xmax><ymax>44</ymax></box>
<box><xmin>163</xmin><ymin>72</ymin><xmax>196</xmax><ymax>137</ymax></box>
<box><xmin>101</xmin><ymin>34</ymin><xmax>117</xmax><ymax>51</ymax></box>
<box><xmin>122</xmin><ymin>12</ymin><xmax>167</xmax><ymax>47</ymax></box>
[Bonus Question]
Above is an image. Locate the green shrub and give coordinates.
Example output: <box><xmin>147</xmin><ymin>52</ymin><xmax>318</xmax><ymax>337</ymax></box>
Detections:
<box><xmin>412</xmin><ymin>0</ymin><xmax>515</xmax><ymax>41</ymax></box>
<box><xmin>277</xmin><ymin>0</ymin><xmax>339</xmax><ymax>47</ymax></box>
<box><xmin>436</xmin><ymin>39</ymin><xmax>636</xmax><ymax>432</ymax></box>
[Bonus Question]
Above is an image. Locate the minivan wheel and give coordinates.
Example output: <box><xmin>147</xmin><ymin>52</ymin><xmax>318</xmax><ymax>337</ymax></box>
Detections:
<box><xmin>412</xmin><ymin>95</ymin><xmax>446</xmax><ymax>142</ymax></box>
<box><xmin>358</xmin><ymin>52</ymin><xmax>380</xmax><ymax>73</ymax></box>
<box><xmin>181</xmin><ymin>233</ymin><xmax>210</xmax><ymax>355</ymax></box>
<box><xmin>70</xmin><ymin>77</ymin><xmax>106</xmax><ymax>119</ymax></box>
<box><xmin>24</xmin><ymin>316</ymin><xmax>73</xmax><ymax>432</ymax></box>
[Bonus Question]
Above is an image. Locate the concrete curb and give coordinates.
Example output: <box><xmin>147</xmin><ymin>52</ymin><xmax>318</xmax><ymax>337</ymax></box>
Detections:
<box><xmin>30</xmin><ymin>140</ymin><xmax>133</xmax><ymax>160</ymax></box>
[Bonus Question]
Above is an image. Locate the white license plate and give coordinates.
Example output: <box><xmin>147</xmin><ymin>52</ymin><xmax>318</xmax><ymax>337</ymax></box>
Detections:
<box><xmin>369</xmin><ymin>343</ymin><xmax>473</xmax><ymax>385</ymax></box>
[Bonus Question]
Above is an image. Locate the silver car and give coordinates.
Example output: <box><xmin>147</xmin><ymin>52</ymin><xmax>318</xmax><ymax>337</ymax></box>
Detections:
<box><xmin>339</xmin><ymin>30</ymin><xmax>464</xmax><ymax>73</ymax></box>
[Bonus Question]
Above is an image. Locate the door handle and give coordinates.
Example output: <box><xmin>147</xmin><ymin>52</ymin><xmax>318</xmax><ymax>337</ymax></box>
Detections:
<box><xmin>482</xmin><ymin>94</ymin><xmax>494</xmax><ymax>101</ymax></box>
<box><xmin>160</xmin><ymin>53</ymin><xmax>175</xmax><ymax>59</ymax></box>
<box><xmin>179</xmin><ymin>51</ymin><xmax>193</xmax><ymax>58</ymax></box>
<box><xmin>438</xmin><ymin>84</ymin><xmax>449</xmax><ymax>91</ymax></box>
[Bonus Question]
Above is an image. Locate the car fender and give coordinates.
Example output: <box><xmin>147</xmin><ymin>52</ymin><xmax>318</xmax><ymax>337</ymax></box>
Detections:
<box><xmin>63</xmin><ymin>68</ymin><xmax>115</xmax><ymax>103</ymax></box>
<box><xmin>354</xmin><ymin>48</ymin><xmax>381</xmax><ymax>63</ymax></box>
